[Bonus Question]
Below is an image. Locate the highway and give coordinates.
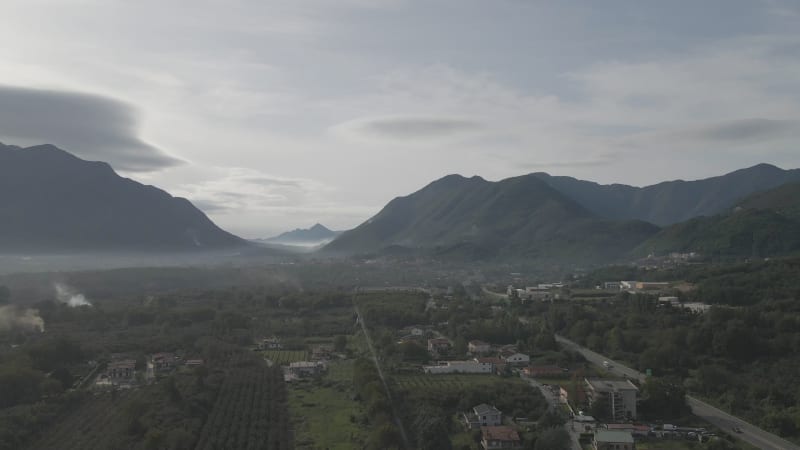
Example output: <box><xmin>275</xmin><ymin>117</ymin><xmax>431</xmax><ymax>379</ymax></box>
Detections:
<box><xmin>555</xmin><ymin>335</ymin><xmax>800</xmax><ymax>450</ymax></box>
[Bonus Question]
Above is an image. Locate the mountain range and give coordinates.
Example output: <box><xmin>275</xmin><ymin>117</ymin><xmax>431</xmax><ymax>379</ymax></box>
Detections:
<box><xmin>324</xmin><ymin>174</ymin><xmax>659</xmax><ymax>262</ymax></box>
<box><xmin>532</xmin><ymin>163</ymin><xmax>800</xmax><ymax>226</ymax></box>
<box><xmin>2</xmin><ymin>142</ymin><xmax>797</xmax><ymax>262</ymax></box>
<box><xmin>324</xmin><ymin>164</ymin><xmax>800</xmax><ymax>261</ymax></box>
<box><xmin>261</xmin><ymin>223</ymin><xmax>340</xmax><ymax>247</ymax></box>
<box><xmin>0</xmin><ymin>142</ymin><xmax>246</xmax><ymax>252</ymax></box>
<box><xmin>637</xmin><ymin>183</ymin><xmax>800</xmax><ymax>258</ymax></box>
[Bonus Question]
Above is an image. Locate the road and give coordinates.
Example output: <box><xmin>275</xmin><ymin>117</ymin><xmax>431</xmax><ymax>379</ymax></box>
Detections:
<box><xmin>523</xmin><ymin>376</ymin><xmax>582</xmax><ymax>450</ymax></box>
<box><xmin>555</xmin><ymin>334</ymin><xmax>800</xmax><ymax>450</ymax></box>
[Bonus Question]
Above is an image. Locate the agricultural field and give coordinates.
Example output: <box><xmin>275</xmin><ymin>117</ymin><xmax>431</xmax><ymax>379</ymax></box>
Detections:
<box><xmin>263</xmin><ymin>350</ymin><xmax>308</xmax><ymax>365</ymax></box>
<box><xmin>289</xmin><ymin>359</ymin><xmax>367</xmax><ymax>450</ymax></box>
<box><xmin>195</xmin><ymin>366</ymin><xmax>290</xmax><ymax>450</ymax></box>
<box><xmin>27</xmin><ymin>390</ymin><xmax>145</xmax><ymax>450</ymax></box>
<box><xmin>394</xmin><ymin>373</ymin><xmax>515</xmax><ymax>390</ymax></box>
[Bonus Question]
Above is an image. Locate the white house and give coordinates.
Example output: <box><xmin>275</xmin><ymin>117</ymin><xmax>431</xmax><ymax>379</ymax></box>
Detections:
<box><xmin>423</xmin><ymin>360</ymin><xmax>493</xmax><ymax>374</ymax></box>
<box><xmin>468</xmin><ymin>340</ymin><xmax>491</xmax><ymax>354</ymax></box>
<box><xmin>502</xmin><ymin>353</ymin><xmax>530</xmax><ymax>366</ymax></box>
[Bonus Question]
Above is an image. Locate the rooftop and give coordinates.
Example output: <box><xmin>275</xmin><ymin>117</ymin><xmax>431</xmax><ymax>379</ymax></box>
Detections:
<box><xmin>586</xmin><ymin>378</ymin><xmax>639</xmax><ymax>392</ymax></box>
<box><xmin>481</xmin><ymin>426</ymin><xmax>520</xmax><ymax>442</ymax></box>
<box><xmin>594</xmin><ymin>430</ymin><xmax>634</xmax><ymax>444</ymax></box>
<box><xmin>473</xmin><ymin>403</ymin><xmax>501</xmax><ymax>416</ymax></box>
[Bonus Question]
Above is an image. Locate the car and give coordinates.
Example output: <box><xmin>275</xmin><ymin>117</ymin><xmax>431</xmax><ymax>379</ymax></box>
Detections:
<box><xmin>732</xmin><ymin>426</ymin><xmax>743</xmax><ymax>433</ymax></box>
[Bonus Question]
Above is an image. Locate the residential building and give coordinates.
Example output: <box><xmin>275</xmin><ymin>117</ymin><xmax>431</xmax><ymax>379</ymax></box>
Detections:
<box><xmin>463</xmin><ymin>404</ymin><xmax>502</xmax><ymax>429</ymax></box>
<box><xmin>480</xmin><ymin>426</ymin><xmax>522</xmax><ymax>450</ymax></box>
<box><xmin>427</xmin><ymin>338</ymin><xmax>451</xmax><ymax>353</ymax></box>
<box><xmin>423</xmin><ymin>360</ymin><xmax>493</xmax><ymax>374</ymax></box>
<box><xmin>288</xmin><ymin>361</ymin><xmax>325</xmax><ymax>377</ymax></box>
<box><xmin>585</xmin><ymin>379</ymin><xmax>639</xmax><ymax>421</ymax></box>
<box><xmin>603</xmin><ymin>281</ymin><xmax>621</xmax><ymax>290</ymax></box>
<box><xmin>606</xmin><ymin>424</ymin><xmax>651</xmax><ymax>437</ymax></box>
<box><xmin>107</xmin><ymin>359</ymin><xmax>136</xmax><ymax>381</ymax></box>
<box><xmin>259</xmin><ymin>337</ymin><xmax>283</xmax><ymax>350</ymax></box>
<box><xmin>185</xmin><ymin>359</ymin><xmax>204</xmax><ymax>367</ymax></box>
<box><xmin>476</xmin><ymin>357</ymin><xmax>506</xmax><ymax>374</ymax></box>
<box><xmin>593</xmin><ymin>430</ymin><xmax>635</xmax><ymax>450</ymax></box>
<box><xmin>501</xmin><ymin>353</ymin><xmax>529</xmax><ymax>366</ymax></box>
<box><xmin>468</xmin><ymin>340</ymin><xmax>491</xmax><ymax>354</ymax></box>
<box><xmin>151</xmin><ymin>352</ymin><xmax>176</xmax><ymax>373</ymax></box>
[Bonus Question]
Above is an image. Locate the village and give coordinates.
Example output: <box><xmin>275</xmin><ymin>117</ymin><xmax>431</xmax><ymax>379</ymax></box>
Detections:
<box><xmin>254</xmin><ymin>278</ymin><xmax>730</xmax><ymax>450</ymax></box>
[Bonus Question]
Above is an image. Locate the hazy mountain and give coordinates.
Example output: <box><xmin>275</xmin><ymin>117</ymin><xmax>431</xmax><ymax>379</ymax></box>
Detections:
<box><xmin>323</xmin><ymin>174</ymin><xmax>658</xmax><ymax>261</ymax></box>
<box><xmin>262</xmin><ymin>223</ymin><xmax>341</xmax><ymax>246</ymax></box>
<box><xmin>636</xmin><ymin>182</ymin><xmax>800</xmax><ymax>258</ymax></box>
<box><xmin>533</xmin><ymin>164</ymin><xmax>800</xmax><ymax>226</ymax></box>
<box><xmin>0</xmin><ymin>142</ymin><xmax>247</xmax><ymax>252</ymax></box>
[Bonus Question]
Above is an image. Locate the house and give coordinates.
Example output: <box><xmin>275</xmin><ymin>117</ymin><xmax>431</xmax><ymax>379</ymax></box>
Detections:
<box><xmin>480</xmin><ymin>426</ymin><xmax>522</xmax><ymax>450</ymax></box>
<box><xmin>476</xmin><ymin>357</ymin><xmax>506</xmax><ymax>374</ymax></box>
<box><xmin>603</xmin><ymin>281</ymin><xmax>621</xmax><ymax>290</ymax></box>
<box><xmin>311</xmin><ymin>345</ymin><xmax>333</xmax><ymax>361</ymax></box>
<box><xmin>468</xmin><ymin>340</ymin><xmax>491</xmax><ymax>354</ymax></box>
<box><xmin>151</xmin><ymin>353</ymin><xmax>176</xmax><ymax>373</ymax></box>
<box><xmin>606</xmin><ymin>423</ymin><xmax>651</xmax><ymax>437</ymax></box>
<box><xmin>107</xmin><ymin>359</ymin><xmax>136</xmax><ymax>381</ymax></box>
<box><xmin>288</xmin><ymin>361</ymin><xmax>325</xmax><ymax>377</ymax></box>
<box><xmin>502</xmin><ymin>353</ymin><xmax>530</xmax><ymax>366</ymax></box>
<box><xmin>523</xmin><ymin>365</ymin><xmax>565</xmax><ymax>378</ymax></box>
<box><xmin>427</xmin><ymin>338</ymin><xmax>451</xmax><ymax>353</ymax></box>
<box><xmin>593</xmin><ymin>430</ymin><xmax>635</xmax><ymax>450</ymax></box>
<box><xmin>259</xmin><ymin>337</ymin><xmax>283</xmax><ymax>350</ymax></box>
<box><xmin>585</xmin><ymin>379</ymin><xmax>639</xmax><ymax>421</ymax></box>
<box><xmin>423</xmin><ymin>360</ymin><xmax>493</xmax><ymax>374</ymax></box>
<box><xmin>463</xmin><ymin>404</ymin><xmax>502</xmax><ymax>429</ymax></box>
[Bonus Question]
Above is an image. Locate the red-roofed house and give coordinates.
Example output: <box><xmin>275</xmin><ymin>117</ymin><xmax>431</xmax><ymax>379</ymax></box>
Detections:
<box><xmin>480</xmin><ymin>426</ymin><xmax>522</xmax><ymax>450</ymax></box>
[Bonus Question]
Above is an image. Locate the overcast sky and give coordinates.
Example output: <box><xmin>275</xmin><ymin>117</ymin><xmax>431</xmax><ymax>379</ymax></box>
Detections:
<box><xmin>1</xmin><ymin>0</ymin><xmax>799</xmax><ymax>237</ymax></box>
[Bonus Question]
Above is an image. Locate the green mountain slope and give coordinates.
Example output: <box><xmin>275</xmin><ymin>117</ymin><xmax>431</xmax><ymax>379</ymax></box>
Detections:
<box><xmin>533</xmin><ymin>164</ymin><xmax>800</xmax><ymax>226</ymax></box>
<box><xmin>636</xmin><ymin>183</ymin><xmax>800</xmax><ymax>258</ymax></box>
<box><xmin>324</xmin><ymin>174</ymin><xmax>658</xmax><ymax>262</ymax></box>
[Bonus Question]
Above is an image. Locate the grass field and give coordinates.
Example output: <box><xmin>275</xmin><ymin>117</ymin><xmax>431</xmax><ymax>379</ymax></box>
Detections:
<box><xmin>394</xmin><ymin>373</ymin><xmax>525</xmax><ymax>390</ymax></box>
<box><xmin>263</xmin><ymin>349</ymin><xmax>308</xmax><ymax>365</ymax></box>
<box><xmin>289</xmin><ymin>360</ymin><xmax>367</xmax><ymax>450</ymax></box>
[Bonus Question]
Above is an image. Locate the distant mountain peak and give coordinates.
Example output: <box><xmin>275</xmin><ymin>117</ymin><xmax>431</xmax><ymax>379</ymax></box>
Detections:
<box><xmin>263</xmin><ymin>223</ymin><xmax>340</xmax><ymax>246</ymax></box>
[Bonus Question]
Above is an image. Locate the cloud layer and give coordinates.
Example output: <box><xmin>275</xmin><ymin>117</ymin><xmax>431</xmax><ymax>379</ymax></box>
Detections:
<box><xmin>0</xmin><ymin>85</ymin><xmax>182</xmax><ymax>172</ymax></box>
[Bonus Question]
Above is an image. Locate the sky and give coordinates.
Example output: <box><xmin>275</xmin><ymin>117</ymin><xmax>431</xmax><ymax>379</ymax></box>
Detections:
<box><xmin>1</xmin><ymin>0</ymin><xmax>799</xmax><ymax>238</ymax></box>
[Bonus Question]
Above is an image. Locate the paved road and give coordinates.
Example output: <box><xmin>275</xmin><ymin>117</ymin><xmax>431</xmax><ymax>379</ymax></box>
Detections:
<box><xmin>523</xmin><ymin>375</ymin><xmax>582</xmax><ymax>450</ymax></box>
<box><xmin>555</xmin><ymin>334</ymin><xmax>800</xmax><ymax>450</ymax></box>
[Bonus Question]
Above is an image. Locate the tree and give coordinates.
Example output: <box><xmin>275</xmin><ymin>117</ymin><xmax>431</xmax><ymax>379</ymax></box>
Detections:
<box><xmin>534</xmin><ymin>427</ymin><xmax>570</xmax><ymax>450</ymax></box>
<box><xmin>413</xmin><ymin>406</ymin><xmax>453</xmax><ymax>450</ymax></box>
<box><xmin>333</xmin><ymin>335</ymin><xmax>347</xmax><ymax>352</ymax></box>
<box><xmin>537</xmin><ymin>410</ymin><xmax>565</xmax><ymax>429</ymax></box>
<box><xmin>640</xmin><ymin>377</ymin><xmax>688</xmax><ymax>419</ymax></box>
<box><xmin>589</xmin><ymin>395</ymin><xmax>609</xmax><ymax>422</ymax></box>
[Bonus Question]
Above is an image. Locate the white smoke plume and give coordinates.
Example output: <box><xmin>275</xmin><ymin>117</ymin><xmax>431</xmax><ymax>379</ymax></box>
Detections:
<box><xmin>0</xmin><ymin>305</ymin><xmax>45</xmax><ymax>332</ymax></box>
<box><xmin>54</xmin><ymin>283</ymin><xmax>92</xmax><ymax>307</ymax></box>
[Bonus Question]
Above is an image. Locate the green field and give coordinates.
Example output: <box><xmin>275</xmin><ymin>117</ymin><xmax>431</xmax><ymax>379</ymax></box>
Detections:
<box><xmin>394</xmin><ymin>373</ymin><xmax>526</xmax><ymax>390</ymax></box>
<box><xmin>289</xmin><ymin>360</ymin><xmax>367</xmax><ymax>450</ymax></box>
<box><xmin>263</xmin><ymin>350</ymin><xmax>308</xmax><ymax>365</ymax></box>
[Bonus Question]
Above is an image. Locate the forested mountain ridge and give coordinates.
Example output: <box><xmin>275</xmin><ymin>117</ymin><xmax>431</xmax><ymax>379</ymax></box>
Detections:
<box><xmin>635</xmin><ymin>182</ymin><xmax>800</xmax><ymax>258</ymax></box>
<box><xmin>324</xmin><ymin>173</ymin><xmax>659</xmax><ymax>262</ymax></box>
<box><xmin>533</xmin><ymin>163</ymin><xmax>800</xmax><ymax>226</ymax></box>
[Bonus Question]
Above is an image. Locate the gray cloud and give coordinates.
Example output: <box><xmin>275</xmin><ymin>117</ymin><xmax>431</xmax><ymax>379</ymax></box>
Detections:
<box><xmin>681</xmin><ymin>118</ymin><xmax>800</xmax><ymax>143</ymax></box>
<box><xmin>0</xmin><ymin>85</ymin><xmax>183</xmax><ymax>172</ymax></box>
<box><xmin>335</xmin><ymin>116</ymin><xmax>484</xmax><ymax>141</ymax></box>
